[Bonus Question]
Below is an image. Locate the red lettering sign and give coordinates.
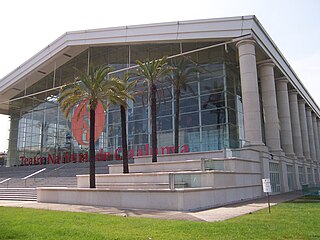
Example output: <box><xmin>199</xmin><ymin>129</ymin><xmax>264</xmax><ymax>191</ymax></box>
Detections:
<box><xmin>19</xmin><ymin>145</ymin><xmax>189</xmax><ymax>166</ymax></box>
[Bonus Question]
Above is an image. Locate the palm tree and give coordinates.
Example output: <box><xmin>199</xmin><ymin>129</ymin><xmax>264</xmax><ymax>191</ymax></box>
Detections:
<box><xmin>134</xmin><ymin>56</ymin><xmax>171</xmax><ymax>162</ymax></box>
<box><xmin>117</xmin><ymin>74</ymin><xmax>138</xmax><ymax>173</ymax></box>
<box><xmin>169</xmin><ymin>57</ymin><xmax>201</xmax><ymax>153</ymax></box>
<box><xmin>58</xmin><ymin>64</ymin><xmax>126</xmax><ymax>188</ymax></box>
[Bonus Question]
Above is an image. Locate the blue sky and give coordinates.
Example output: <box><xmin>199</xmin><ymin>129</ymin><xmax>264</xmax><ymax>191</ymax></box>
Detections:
<box><xmin>0</xmin><ymin>0</ymin><xmax>319</xmax><ymax>151</ymax></box>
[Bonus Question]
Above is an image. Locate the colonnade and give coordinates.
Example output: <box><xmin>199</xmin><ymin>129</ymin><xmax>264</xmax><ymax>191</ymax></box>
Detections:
<box><xmin>236</xmin><ymin>39</ymin><xmax>320</xmax><ymax>189</ymax></box>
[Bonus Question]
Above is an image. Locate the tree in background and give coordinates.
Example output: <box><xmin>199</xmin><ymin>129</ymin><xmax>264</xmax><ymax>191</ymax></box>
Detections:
<box><xmin>117</xmin><ymin>74</ymin><xmax>138</xmax><ymax>173</ymax></box>
<box><xmin>58</xmin><ymin>64</ymin><xmax>127</xmax><ymax>188</ymax></box>
<box><xmin>134</xmin><ymin>56</ymin><xmax>171</xmax><ymax>162</ymax></box>
<box><xmin>169</xmin><ymin>57</ymin><xmax>201</xmax><ymax>153</ymax></box>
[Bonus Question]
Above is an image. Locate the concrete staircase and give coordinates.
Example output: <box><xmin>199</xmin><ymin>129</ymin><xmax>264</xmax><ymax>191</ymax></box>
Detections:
<box><xmin>5</xmin><ymin>177</ymin><xmax>77</xmax><ymax>188</ymax></box>
<box><xmin>0</xmin><ymin>161</ymin><xmax>110</xmax><ymax>179</ymax></box>
<box><xmin>64</xmin><ymin>155</ymin><xmax>263</xmax><ymax>211</ymax></box>
<box><xmin>37</xmin><ymin>149</ymin><xmax>267</xmax><ymax>211</ymax></box>
<box><xmin>0</xmin><ymin>188</ymin><xmax>37</xmax><ymax>201</ymax></box>
<box><xmin>109</xmin><ymin>159</ymin><xmax>203</xmax><ymax>174</ymax></box>
<box><xmin>79</xmin><ymin>172</ymin><xmax>173</xmax><ymax>189</ymax></box>
<box><xmin>0</xmin><ymin>177</ymin><xmax>77</xmax><ymax>202</ymax></box>
<box><xmin>0</xmin><ymin>161</ymin><xmax>104</xmax><ymax>201</ymax></box>
<box><xmin>78</xmin><ymin>158</ymin><xmax>261</xmax><ymax>190</ymax></box>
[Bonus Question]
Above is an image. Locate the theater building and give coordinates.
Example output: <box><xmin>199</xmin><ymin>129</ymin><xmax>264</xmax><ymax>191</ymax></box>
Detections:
<box><xmin>0</xmin><ymin>16</ymin><xmax>319</xmax><ymax>203</ymax></box>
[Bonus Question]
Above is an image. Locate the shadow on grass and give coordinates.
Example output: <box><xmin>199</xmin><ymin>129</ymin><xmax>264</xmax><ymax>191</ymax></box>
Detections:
<box><xmin>288</xmin><ymin>195</ymin><xmax>320</xmax><ymax>204</ymax></box>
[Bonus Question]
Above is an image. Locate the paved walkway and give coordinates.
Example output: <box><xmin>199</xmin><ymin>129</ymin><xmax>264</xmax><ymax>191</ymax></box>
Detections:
<box><xmin>0</xmin><ymin>191</ymin><xmax>302</xmax><ymax>222</ymax></box>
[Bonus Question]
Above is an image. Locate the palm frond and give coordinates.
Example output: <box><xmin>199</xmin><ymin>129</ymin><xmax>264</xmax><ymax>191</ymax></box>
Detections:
<box><xmin>58</xmin><ymin>64</ymin><xmax>117</xmax><ymax>118</ymax></box>
<box><xmin>168</xmin><ymin>57</ymin><xmax>202</xmax><ymax>96</ymax></box>
<box><xmin>133</xmin><ymin>56</ymin><xmax>171</xmax><ymax>103</ymax></box>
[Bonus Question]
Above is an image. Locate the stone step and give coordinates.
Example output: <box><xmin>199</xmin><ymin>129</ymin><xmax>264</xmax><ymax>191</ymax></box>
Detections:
<box><xmin>3</xmin><ymin>177</ymin><xmax>77</xmax><ymax>188</ymax></box>
<box><xmin>0</xmin><ymin>197</ymin><xmax>36</xmax><ymax>201</ymax></box>
<box><xmin>109</xmin><ymin>158</ymin><xmax>261</xmax><ymax>174</ymax></box>
<box><xmin>95</xmin><ymin>182</ymin><xmax>169</xmax><ymax>189</ymax></box>
<box><xmin>0</xmin><ymin>188</ymin><xmax>37</xmax><ymax>201</ymax></box>
<box><xmin>78</xmin><ymin>172</ymin><xmax>177</xmax><ymax>188</ymax></box>
<box><xmin>0</xmin><ymin>187</ymin><xmax>36</xmax><ymax>191</ymax></box>
<box><xmin>109</xmin><ymin>160</ymin><xmax>202</xmax><ymax>174</ymax></box>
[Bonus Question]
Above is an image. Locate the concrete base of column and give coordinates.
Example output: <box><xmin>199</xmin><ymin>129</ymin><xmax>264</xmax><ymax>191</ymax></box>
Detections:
<box><xmin>244</xmin><ymin>142</ymin><xmax>265</xmax><ymax>148</ymax></box>
<box><xmin>260</xmin><ymin>158</ymin><xmax>270</xmax><ymax>180</ymax></box>
<box><xmin>270</xmin><ymin>149</ymin><xmax>285</xmax><ymax>158</ymax></box>
<box><xmin>259</xmin><ymin>146</ymin><xmax>271</xmax><ymax>180</ymax></box>
<box><xmin>285</xmin><ymin>153</ymin><xmax>297</xmax><ymax>159</ymax></box>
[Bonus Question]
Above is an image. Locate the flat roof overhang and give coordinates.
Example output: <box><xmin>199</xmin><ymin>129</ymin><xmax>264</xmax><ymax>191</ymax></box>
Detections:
<box><xmin>0</xmin><ymin>15</ymin><xmax>319</xmax><ymax>117</ymax></box>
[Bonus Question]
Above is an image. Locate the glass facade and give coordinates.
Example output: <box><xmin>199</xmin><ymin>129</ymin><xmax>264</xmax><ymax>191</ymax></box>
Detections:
<box><xmin>286</xmin><ymin>164</ymin><xmax>294</xmax><ymax>191</ymax></box>
<box><xmin>314</xmin><ymin>168</ymin><xmax>319</xmax><ymax>184</ymax></box>
<box><xmin>307</xmin><ymin>168</ymin><xmax>313</xmax><ymax>184</ymax></box>
<box><xmin>8</xmin><ymin>42</ymin><xmax>243</xmax><ymax>166</ymax></box>
<box><xmin>298</xmin><ymin>166</ymin><xmax>305</xmax><ymax>185</ymax></box>
<box><xmin>269</xmin><ymin>162</ymin><xmax>281</xmax><ymax>193</ymax></box>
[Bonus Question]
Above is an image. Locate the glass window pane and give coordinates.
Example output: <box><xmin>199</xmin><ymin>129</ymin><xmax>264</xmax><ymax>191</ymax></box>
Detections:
<box><xmin>201</xmin><ymin>92</ymin><xmax>225</xmax><ymax>110</ymax></box>
<box><xmin>128</xmin><ymin>121</ymin><xmax>148</xmax><ymax>134</ymax></box>
<box><xmin>180</xmin><ymin>81</ymin><xmax>198</xmax><ymax>97</ymax></box>
<box><xmin>227</xmin><ymin>93</ymin><xmax>236</xmax><ymax>110</ymax></box>
<box><xmin>201</xmin><ymin>109</ymin><xmax>225</xmax><ymax>126</ymax></box>
<box><xmin>158</xmin><ymin>102</ymin><xmax>172</xmax><ymax>117</ymax></box>
<box><xmin>158</xmin><ymin>131</ymin><xmax>173</xmax><ymax>148</ymax></box>
<box><xmin>157</xmin><ymin>116</ymin><xmax>172</xmax><ymax>131</ymax></box>
<box><xmin>228</xmin><ymin>109</ymin><xmax>237</xmax><ymax>125</ymax></box>
<box><xmin>180</xmin><ymin>113</ymin><xmax>199</xmax><ymax>128</ymax></box>
<box><xmin>202</xmin><ymin>125</ymin><xmax>225</xmax><ymax>151</ymax></box>
<box><xmin>179</xmin><ymin>127</ymin><xmax>200</xmax><ymax>152</ymax></box>
<box><xmin>200</xmin><ymin>76</ymin><xmax>224</xmax><ymax>94</ymax></box>
<box><xmin>179</xmin><ymin>97</ymin><xmax>198</xmax><ymax>113</ymax></box>
<box><xmin>128</xmin><ymin>106</ymin><xmax>148</xmax><ymax>121</ymax></box>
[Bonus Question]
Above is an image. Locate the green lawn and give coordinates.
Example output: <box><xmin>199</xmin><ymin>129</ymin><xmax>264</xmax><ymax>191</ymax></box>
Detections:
<box><xmin>0</xmin><ymin>201</ymin><xmax>319</xmax><ymax>240</ymax></box>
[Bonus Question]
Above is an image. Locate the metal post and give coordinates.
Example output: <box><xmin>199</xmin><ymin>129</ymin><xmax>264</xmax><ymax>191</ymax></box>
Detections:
<box><xmin>169</xmin><ymin>173</ymin><xmax>175</xmax><ymax>190</ymax></box>
<box><xmin>200</xmin><ymin>158</ymin><xmax>205</xmax><ymax>171</ymax></box>
<box><xmin>267</xmin><ymin>192</ymin><xmax>271</xmax><ymax>213</ymax></box>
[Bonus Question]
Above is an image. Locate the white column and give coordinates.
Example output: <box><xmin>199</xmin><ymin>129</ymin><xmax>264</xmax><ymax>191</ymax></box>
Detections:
<box><xmin>312</xmin><ymin>114</ymin><xmax>320</xmax><ymax>161</ymax></box>
<box><xmin>236</xmin><ymin>40</ymin><xmax>264</xmax><ymax>146</ymax></box>
<box><xmin>258</xmin><ymin>60</ymin><xmax>282</xmax><ymax>152</ymax></box>
<box><xmin>298</xmin><ymin>100</ymin><xmax>311</xmax><ymax>160</ymax></box>
<box><xmin>288</xmin><ymin>90</ymin><xmax>303</xmax><ymax>190</ymax></box>
<box><xmin>7</xmin><ymin>115</ymin><xmax>19</xmax><ymax>166</ymax></box>
<box><xmin>289</xmin><ymin>90</ymin><xmax>304</xmax><ymax>159</ymax></box>
<box><xmin>306</xmin><ymin>107</ymin><xmax>317</xmax><ymax>162</ymax></box>
<box><xmin>275</xmin><ymin>77</ymin><xmax>295</xmax><ymax>156</ymax></box>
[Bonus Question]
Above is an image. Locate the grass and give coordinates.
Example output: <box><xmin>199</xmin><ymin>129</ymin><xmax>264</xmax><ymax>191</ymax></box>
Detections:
<box><xmin>0</xmin><ymin>201</ymin><xmax>319</xmax><ymax>240</ymax></box>
<box><xmin>301</xmin><ymin>195</ymin><xmax>320</xmax><ymax>200</ymax></box>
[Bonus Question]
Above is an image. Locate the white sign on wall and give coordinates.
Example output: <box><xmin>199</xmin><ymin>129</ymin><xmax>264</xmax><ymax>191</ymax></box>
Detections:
<box><xmin>262</xmin><ymin>178</ymin><xmax>272</xmax><ymax>193</ymax></box>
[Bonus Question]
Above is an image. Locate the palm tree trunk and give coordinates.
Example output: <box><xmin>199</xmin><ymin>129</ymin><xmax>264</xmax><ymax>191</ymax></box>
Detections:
<box><xmin>89</xmin><ymin>107</ymin><xmax>96</xmax><ymax>188</ymax></box>
<box><xmin>151</xmin><ymin>84</ymin><xmax>157</xmax><ymax>162</ymax></box>
<box><xmin>174</xmin><ymin>89</ymin><xmax>180</xmax><ymax>153</ymax></box>
<box><xmin>121</xmin><ymin>105</ymin><xmax>129</xmax><ymax>173</ymax></box>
